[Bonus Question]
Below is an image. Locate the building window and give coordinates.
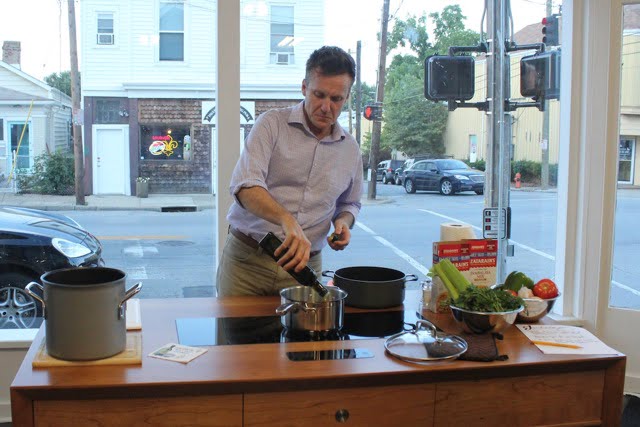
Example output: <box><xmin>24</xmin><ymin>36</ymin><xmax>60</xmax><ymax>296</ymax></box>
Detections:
<box><xmin>97</xmin><ymin>13</ymin><xmax>114</xmax><ymax>45</ymax></box>
<box><xmin>94</xmin><ymin>99</ymin><xmax>124</xmax><ymax>124</ymax></box>
<box><xmin>159</xmin><ymin>0</ymin><xmax>184</xmax><ymax>61</ymax></box>
<box><xmin>0</xmin><ymin>118</ymin><xmax>4</xmax><ymax>140</ymax></box>
<box><xmin>270</xmin><ymin>6</ymin><xmax>294</xmax><ymax>65</ymax></box>
<box><xmin>140</xmin><ymin>125</ymin><xmax>188</xmax><ymax>160</ymax></box>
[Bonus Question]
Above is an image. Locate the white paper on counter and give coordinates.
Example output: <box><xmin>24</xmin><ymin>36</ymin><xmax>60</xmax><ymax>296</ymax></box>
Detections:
<box><xmin>516</xmin><ymin>324</ymin><xmax>620</xmax><ymax>355</ymax></box>
<box><xmin>126</xmin><ymin>299</ymin><xmax>141</xmax><ymax>330</ymax></box>
<box><xmin>149</xmin><ymin>343</ymin><xmax>207</xmax><ymax>364</ymax></box>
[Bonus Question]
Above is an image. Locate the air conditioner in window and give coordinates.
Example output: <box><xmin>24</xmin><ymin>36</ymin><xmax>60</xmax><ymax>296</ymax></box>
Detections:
<box><xmin>276</xmin><ymin>53</ymin><xmax>290</xmax><ymax>65</ymax></box>
<box><xmin>97</xmin><ymin>33</ymin><xmax>114</xmax><ymax>45</ymax></box>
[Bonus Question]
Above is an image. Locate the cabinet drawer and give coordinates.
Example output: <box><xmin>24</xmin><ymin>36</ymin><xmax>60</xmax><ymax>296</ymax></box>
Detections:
<box><xmin>434</xmin><ymin>371</ymin><xmax>605</xmax><ymax>426</ymax></box>
<box><xmin>34</xmin><ymin>394</ymin><xmax>242</xmax><ymax>427</ymax></box>
<box><xmin>245</xmin><ymin>383</ymin><xmax>435</xmax><ymax>426</ymax></box>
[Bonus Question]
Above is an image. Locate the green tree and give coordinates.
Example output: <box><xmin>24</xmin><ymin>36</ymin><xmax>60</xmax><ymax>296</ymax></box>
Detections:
<box><xmin>347</xmin><ymin>81</ymin><xmax>377</xmax><ymax>112</ymax></box>
<box><xmin>382</xmin><ymin>5</ymin><xmax>480</xmax><ymax>156</ymax></box>
<box><xmin>44</xmin><ymin>71</ymin><xmax>76</xmax><ymax>97</ymax></box>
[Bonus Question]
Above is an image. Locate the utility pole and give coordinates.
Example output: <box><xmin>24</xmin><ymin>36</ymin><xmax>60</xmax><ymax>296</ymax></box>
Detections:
<box><xmin>540</xmin><ymin>0</ymin><xmax>553</xmax><ymax>190</ymax></box>
<box><xmin>355</xmin><ymin>41</ymin><xmax>362</xmax><ymax>146</ymax></box>
<box><xmin>485</xmin><ymin>0</ymin><xmax>512</xmax><ymax>283</ymax></box>
<box><xmin>68</xmin><ymin>0</ymin><xmax>85</xmax><ymax>205</ymax></box>
<box><xmin>367</xmin><ymin>0</ymin><xmax>389</xmax><ymax>200</ymax></box>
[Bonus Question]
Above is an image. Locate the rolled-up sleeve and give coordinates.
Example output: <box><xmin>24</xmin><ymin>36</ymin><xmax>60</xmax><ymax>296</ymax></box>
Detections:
<box><xmin>229</xmin><ymin>113</ymin><xmax>275</xmax><ymax>206</ymax></box>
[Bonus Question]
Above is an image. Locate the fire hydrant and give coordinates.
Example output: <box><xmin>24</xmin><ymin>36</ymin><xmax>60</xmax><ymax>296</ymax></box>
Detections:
<box><xmin>514</xmin><ymin>172</ymin><xmax>521</xmax><ymax>189</ymax></box>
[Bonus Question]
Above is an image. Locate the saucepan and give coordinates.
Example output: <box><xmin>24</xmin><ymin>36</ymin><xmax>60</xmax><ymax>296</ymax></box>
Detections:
<box><xmin>276</xmin><ymin>286</ymin><xmax>348</xmax><ymax>332</ymax></box>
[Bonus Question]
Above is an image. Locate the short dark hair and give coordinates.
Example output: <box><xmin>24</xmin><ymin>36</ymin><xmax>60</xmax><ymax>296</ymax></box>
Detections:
<box><xmin>305</xmin><ymin>46</ymin><xmax>356</xmax><ymax>83</ymax></box>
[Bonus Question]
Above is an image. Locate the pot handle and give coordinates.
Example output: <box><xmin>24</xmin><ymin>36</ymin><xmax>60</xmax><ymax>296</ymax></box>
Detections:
<box><xmin>414</xmin><ymin>319</ymin><xmax>437</xmax><ymax>338</ymax></box>
<box><xmin>25</xmin><ymin>282</ymin><xmax>46</xmax><ymax>318</ymax></box>
<box><xmin>321</xmin><ymin>270</ymin><xmax>335</xmax><ymax>278</ymax></box>
<box><xmin>404</xmin><ymin>274</ymin><xmax>419</xmax><ymax>282</ymax></box>
<box><xmin>118</xmin><ymin>282</ymin><xmax>143</xmax><ymax>320</ymax></box>
<box><xmin>276</xmin><ymin>302</ymin><xmax>301</xmax><ymax>316</ymax></box>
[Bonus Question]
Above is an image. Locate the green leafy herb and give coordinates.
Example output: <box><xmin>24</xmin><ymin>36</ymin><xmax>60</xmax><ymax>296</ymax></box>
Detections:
<box><xmin>451</xmin><ymin>286</ymin><xmax>524</xmax><ymax>312</ymax></box>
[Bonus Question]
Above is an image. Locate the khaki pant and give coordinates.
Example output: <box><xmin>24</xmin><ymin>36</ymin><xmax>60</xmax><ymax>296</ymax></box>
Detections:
<box><xmin>216</xmin><ymin>233</ymin><xmax>323</xmax><ymax>297</ymax></box>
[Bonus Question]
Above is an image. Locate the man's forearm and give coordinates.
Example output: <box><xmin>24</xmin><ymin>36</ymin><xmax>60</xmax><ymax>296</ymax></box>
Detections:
<box><xmin>333</xmin><ymin>211</ymin><xmax>355</xmax><ymax>229</ymax></box>
<box><xmin>236</xmin><ymin>186</ymin><xmax>294</xmax><ymax>227</ymax></box>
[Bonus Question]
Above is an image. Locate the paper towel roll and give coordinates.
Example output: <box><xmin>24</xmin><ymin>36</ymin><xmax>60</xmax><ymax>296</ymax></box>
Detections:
<box><xmin>440</xmin><ymin>222</ymin><xmax>476</xmax><ymax>241</ymax></box>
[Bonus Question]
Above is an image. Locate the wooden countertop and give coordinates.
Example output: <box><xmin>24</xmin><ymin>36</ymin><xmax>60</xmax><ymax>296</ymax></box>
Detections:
<box><xmin>11</xmin><ymin>290</ymin><xmax>625</xmax><ymax>400</ymax></box>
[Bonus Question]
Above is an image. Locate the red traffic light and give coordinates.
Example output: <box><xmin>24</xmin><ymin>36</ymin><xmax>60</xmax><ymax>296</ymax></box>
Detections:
<box><xmin>364</xmin><ymin>105</ymin><xmax>374</xmax><ymax>120</ymax></box>
<box><xmin>363</xmin><ymin>104</ymin><xmax>381</xmax><ymax>121</ymax></box>
<box><xmin>541</xmin><ymin>17</ymin><xmax>548</xmax><ymax>25</ymax></box>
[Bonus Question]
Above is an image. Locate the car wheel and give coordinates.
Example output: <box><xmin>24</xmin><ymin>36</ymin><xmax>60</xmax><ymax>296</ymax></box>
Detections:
<box><xmin>382</xmin><ymin>175</ymin><xmax>389</xmax><ymax>184</ymax></box>
<box><xmin>395</xmin><ymin>176</ymin><xmax>401</xmax><ymax>185</ymax></box>
<box><xmin>0</xmin><ymin>272</ymin><xmax>41</xmax><ymax>327</ymax></box>
<box><xmin>440</xmin><ymin>179</ymin><xmax>454</xmax><ymax>195</ymax></box>
<box><xmin>404</xmin><ymin>179</ymin><xmax>416</xmax><ymax>194</ymax></box>
<box><xmin>475</xmin><ymin>190</ymin><xmax>484</xmax><ymax>195</ymax></box>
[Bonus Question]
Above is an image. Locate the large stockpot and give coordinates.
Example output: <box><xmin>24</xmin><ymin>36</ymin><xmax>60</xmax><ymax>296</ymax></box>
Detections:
<box><xmin>26</xmin><ymin>267</ymin><xmax>142</xmax><ymax>361</ymax></box>
<box><xmin>322</xmin><ymin>267</ymin><xmax>418</xmax><ymax>309</ymax></box>
<box><xmin>276</xmin><ymin>286</ymin><xmax>348</xmax><ymax>332</ymax></box>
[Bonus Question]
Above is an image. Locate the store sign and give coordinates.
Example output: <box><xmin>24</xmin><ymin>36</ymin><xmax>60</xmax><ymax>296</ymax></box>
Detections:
<box><xmin>201</xmin><ymin>101</ymin><xmax>255</xmax><ymax>125</ymax></box>
<box><xmin>140</xmin><ymin>125</ymin><xmax>189</xmax><ymax>160</ymax></box>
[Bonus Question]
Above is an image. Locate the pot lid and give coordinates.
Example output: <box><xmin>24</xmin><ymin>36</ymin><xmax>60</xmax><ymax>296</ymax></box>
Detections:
<box><xmin>384</xmin><ymin>320</ymin><xmax>467</xmax><ymax>362</ymax></box>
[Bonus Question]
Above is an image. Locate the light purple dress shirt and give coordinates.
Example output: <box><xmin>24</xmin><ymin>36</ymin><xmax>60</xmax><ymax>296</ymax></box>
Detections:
<box><xmin>227</xmin><ymin>101</ymin><xmax>363</xmax><ymax>252</ymax></box>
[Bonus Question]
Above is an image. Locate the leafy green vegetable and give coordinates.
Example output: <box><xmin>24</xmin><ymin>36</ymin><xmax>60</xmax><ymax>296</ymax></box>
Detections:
<box><xmin>451</xmin><ymin>286</ymin><xmax>524</xmax><ymax>312</ymax></box>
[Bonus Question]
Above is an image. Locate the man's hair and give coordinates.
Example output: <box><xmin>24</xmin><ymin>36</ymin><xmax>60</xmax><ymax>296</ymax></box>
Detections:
<box><xmin>305</xmin><ymin>46</ymin><xmax>356</xmax><ymax>83</ymax></box>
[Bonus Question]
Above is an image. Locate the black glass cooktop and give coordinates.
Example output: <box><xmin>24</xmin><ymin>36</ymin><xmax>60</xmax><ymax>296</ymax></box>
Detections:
<box><xmin>175</xmin><ymin>310</ymin><xmax>424</xmax><ymax>347</ymax></box>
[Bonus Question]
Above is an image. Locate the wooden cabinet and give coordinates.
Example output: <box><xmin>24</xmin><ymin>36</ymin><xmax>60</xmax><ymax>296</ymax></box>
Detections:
<box><xmin>33</xmin><ymin>395</ymin><xmax>242</xmax><ymax>427</ymax></box>
<box><xmin>245</xmin><ymin>384</ymin><xmax>435</xmax><ymax>426</ymax></box>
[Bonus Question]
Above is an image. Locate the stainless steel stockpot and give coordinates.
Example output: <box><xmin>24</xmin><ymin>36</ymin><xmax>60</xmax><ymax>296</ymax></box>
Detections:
<box><xmin>26</xmin><ymin>267</ymin><xmax>141</xmax><ymax>361</ymax></box>
<box><xmin>276</xmin><ymin>286</ymin><xmax>347</xmax><ymax>332</ymax></box>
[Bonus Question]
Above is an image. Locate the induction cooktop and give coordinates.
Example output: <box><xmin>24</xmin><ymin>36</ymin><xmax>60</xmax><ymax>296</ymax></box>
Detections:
<box><xmin>175</xmin><ymin>309</ymin><xmax>424</xmax><ymax>347</ymax></box>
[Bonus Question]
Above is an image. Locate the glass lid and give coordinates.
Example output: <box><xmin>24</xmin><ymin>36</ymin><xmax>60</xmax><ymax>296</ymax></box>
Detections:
<box><xmin>384</xmin><ymin>320</ymin><xmax>468</xmax><ymax>362</ymax></box>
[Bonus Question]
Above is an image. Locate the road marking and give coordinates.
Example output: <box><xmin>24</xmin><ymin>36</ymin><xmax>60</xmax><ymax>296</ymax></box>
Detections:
<box><xmin>123</xmin><ymin>245</ymin><xmax>159</xmax><ymax>258</ymax></box>
<box><xmin>127</xmin><ymin>266</ymin><xmax>148</xmax><ymax>280</ymax></box>
<box><xmin>97</xmin><ymin>235</ymin><xmax>189</xmax><ymax>240</ymax></box>
<box><xmin>418</xmin><ymin>209</ymin><xmax>638</xmax><ymax>295</ymax></box>
<box><xmin>355</xmin><ymin>222</ymin><xmax>430</xmax><ymax>276</ymax></box>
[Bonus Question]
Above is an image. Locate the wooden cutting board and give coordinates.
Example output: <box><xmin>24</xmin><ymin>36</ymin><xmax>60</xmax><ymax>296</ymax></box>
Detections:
<box><xmin>32</xmin><ymin>332</ymin><xmax>142</xmax><ymax>368</ymax></box>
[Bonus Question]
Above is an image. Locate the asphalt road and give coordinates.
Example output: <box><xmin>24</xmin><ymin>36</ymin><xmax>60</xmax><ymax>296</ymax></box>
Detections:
<box><xmin>66</xmin><ymin>183</ymin><xmax>640</xmax><ymax>309</ymax></box>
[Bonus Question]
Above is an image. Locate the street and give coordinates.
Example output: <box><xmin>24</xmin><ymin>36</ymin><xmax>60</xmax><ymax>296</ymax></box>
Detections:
<box><xmin>66</xmin><ymin>184</ymin><xmax>640</xmax><ymax>309</ymax></box>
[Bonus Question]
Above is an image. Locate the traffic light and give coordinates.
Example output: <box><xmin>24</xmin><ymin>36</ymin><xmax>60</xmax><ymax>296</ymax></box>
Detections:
<box><xmin>541</xmin><ymin>14</ymin><xmax>559</xmax><ymax>46</ymax></box>
<box><xmin>363</xmin><ymin>103</ymin><xmax>382</xmax><ymax>121</ymax></box>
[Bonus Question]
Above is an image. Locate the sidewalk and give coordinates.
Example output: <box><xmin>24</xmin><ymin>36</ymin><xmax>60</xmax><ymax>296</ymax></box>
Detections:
<box><xmin>0</xmin><ymin>191</ymin><xmax>391</xmax><ymax>212</ymax></box>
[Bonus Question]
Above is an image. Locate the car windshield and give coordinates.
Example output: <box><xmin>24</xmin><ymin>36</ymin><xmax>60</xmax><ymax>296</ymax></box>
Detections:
<box><xmin>436</xmin><ymin>159</ymin><xmax>470</xmax><ymax>170</ymax></box>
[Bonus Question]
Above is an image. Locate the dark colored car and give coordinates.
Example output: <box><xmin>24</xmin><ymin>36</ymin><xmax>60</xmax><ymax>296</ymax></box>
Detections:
<box><xmin>402</xmin><ymin>159</ymin><xmax>485</xmax><ymax>195</ymax></box>
<box><xmin>393</xmin><ymin>155</ymin><xmax>433</xmax><ymax>185</ymax></box>
<box><xmin>0</xmin><ymin>207</ymin><xmax>103</xmax><ymax>328</ymax></box>
<box><xmin>376</xmin><ymin>159</ymin><xmax>404</xmax><ymax>184</ymax></box>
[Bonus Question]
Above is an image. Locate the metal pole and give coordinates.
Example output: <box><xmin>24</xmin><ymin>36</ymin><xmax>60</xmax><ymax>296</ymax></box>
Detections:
<box><xmin>355</xmin><ymin>41</ymin><xmax>362</xmax><ymax>146</ymax></box>
<box><xmin>68</xmin><ymin>0</ymin><xmax>85</xmax><ymax>205</ymax></box>
<box><xmin>541</xmin><ymin>0</ymin><xmax>553</xmax><ymax>190</ymax></box>
<box><xmin>485</xmin><ymin>0</ymin><xmax>511</xmax><ymax>284</ymax></box>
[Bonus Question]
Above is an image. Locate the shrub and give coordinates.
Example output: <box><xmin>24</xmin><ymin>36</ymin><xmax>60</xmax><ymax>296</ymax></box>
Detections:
<box><xmin>16</xmin><ymin>152</ymin><xmax>75</xmax><ymax>195</ymax></box>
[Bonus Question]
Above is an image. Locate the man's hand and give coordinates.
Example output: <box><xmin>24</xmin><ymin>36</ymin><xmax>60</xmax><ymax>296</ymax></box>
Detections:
<box><xmin>276</xmin><ymin>218</ymin><xmax>312</xmax><ymax>273</ymax></box>
<box><xmin>327</xmin><ymin>213</ymin><xmax>354</xmax><ymax>251</ymax></box>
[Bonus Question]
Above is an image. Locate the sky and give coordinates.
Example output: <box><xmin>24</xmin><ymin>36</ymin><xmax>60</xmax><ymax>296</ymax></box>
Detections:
<box><xmin>0</xmin><ymin>0</ymin><xmax>550</xmax><ymax>83</ymax></box>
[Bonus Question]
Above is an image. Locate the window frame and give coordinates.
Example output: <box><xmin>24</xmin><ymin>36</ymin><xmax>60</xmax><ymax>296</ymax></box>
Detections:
<box><xmin>159</xmin><ymin>0</ymin><xmax>185</xmax><ymax>62</ymax></box>
<box><xmin>96</xmin><ymin>12</ymin><xmax>115</xmax><ymax>46</ymax></box>
<box><xmin>269</xmin><ymin>5</ymin><xmax>294</xmax><ymax>65</ymax></box>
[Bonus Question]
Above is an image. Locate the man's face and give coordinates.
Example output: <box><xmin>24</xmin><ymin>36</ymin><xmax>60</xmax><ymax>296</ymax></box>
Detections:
<box><xmin>302</xmin><ymin>70</ymin><xmax>352</xmax><ymax>137</ymax></box>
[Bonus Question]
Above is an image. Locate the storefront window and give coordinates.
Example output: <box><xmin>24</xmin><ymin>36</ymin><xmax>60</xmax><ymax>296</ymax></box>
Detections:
<box><xmin>140</xmin><ymin>125</ymin><xmax>189</xmax><ymax>160</ymax></box>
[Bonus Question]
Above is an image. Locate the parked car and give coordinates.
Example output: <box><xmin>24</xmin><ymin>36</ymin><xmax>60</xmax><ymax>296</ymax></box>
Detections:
<box><xmin>393</xmin><ymin>155</ymin><xmax>433</xmax><ymax>185</ymax></box>
<box><xmin>0</xmin><ymin>207</ymin><xmax>103</xmax><ymax>328</ymax></box>
<box><xmin>401</xmin><ymin>159</ymin><xmax>485</xmax><ymax>195</ymax></box>
<box><xmin>376</xmin><ymin>159</ymin><xmax>404</xmax><ymax>184</ymax></box>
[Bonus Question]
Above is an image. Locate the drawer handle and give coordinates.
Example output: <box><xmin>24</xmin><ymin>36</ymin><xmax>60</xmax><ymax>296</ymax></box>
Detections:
<box><xmin>335</xmin><ymin>409</ymin><xmax>350</xmax><ymax>423</ymax></box>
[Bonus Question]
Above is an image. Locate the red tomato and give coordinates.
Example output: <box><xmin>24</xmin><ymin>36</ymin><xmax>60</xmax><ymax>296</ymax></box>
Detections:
<box><xmin>533</xmin><ymin>279</ymin><xmax>559</xmax><ymax>299</ymax></box>
<box><xmin>504</xmin><ymin>289</ymin><xmax>518</xmax><ymax>297</ymax></box>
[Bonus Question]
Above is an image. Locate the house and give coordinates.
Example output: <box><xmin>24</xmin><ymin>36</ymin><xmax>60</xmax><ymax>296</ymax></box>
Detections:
<box><xmin>0</xmin><ymin>41</ymin><xmax>72</xmax><ymax>182</ymax></box>
<box><xmin>80</xmin><ymin>0</ymin><xmax>324</xmax><ymax>195</ymax></box>
<box><xmin>443</xmin><ymin>10</ymin><xmax>640</xmax><ymax>186</ymax></box>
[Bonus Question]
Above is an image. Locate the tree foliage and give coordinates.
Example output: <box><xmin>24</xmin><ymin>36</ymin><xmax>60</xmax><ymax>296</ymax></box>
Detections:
<box><xmin>44</xmin><ymin>71</ymin><xmax>76</xmax><ymax>97</ymax></box>
<box><xmin>381</xmin><ymin>5</ymin><xmax>480</xmax><ymax>157</ymax></box>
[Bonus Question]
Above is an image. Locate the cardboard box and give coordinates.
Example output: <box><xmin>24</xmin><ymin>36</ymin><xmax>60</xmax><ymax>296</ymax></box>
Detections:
<box><xmin>464</xmin><ymin>239</ymin><xmax>497</xmax><ymax>287</ymax></box>
<box><xmin>432</xmin><ymin>241</ymin><xmax>470</xmax><ymax>280</ymax></box>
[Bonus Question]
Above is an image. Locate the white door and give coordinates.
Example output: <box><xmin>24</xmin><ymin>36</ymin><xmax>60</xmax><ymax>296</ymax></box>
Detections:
<box><xmin>92</xmin><ymin>125</ymin><xmax>130</xmax><ymax>195</ymax></box>
<box><xmin>599</xmin><ymin>1</ymin><xmax>640</xmax><ymax>393</ymax></box>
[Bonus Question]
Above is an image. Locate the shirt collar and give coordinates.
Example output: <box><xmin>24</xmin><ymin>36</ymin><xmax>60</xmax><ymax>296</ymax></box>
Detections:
<box><xmin>289</xmin><ymin>101</ymin><xmax>346</xmax><ymax>142</ymax></box>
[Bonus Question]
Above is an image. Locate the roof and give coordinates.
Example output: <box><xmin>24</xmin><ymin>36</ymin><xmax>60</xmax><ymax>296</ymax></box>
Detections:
<box><xmin>0</xmin><ymin>60</ymin><xmax>71</xmax><ymax>105</ymax></box>
<box><xmin>0</xmin><ymin>86</ymin><xmax>47</xmax><ymax>102</ymax></box>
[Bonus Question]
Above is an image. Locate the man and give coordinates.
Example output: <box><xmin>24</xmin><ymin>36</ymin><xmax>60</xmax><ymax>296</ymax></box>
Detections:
<box><xmin>216</xmin><ymin>46</ymin><xmax>363</xmax><ymax>296</ymax></box>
